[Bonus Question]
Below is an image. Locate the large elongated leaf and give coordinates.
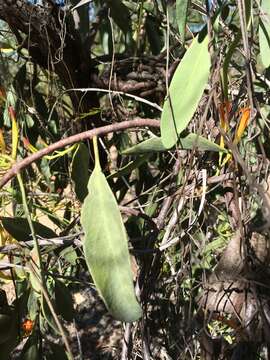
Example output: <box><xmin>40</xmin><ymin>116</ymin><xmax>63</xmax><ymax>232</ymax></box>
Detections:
<box><xmin>161</xmin><ymin>35</ymin><xmax>210</xmax><ymax>148</ymax></box>
<box><xmin>123</xmin><ymin>134</ymin><xmax>226</xmax><ymax>155</ymax></box>
<box><xmin>81</xmin><ymin>165</ymin><xmax>142</xmax><ymax>322</ymax></box>
<box><xmin>259</xmin><ymin>0</ymin><xmax>270</xmax><ymax>69</ymax></box>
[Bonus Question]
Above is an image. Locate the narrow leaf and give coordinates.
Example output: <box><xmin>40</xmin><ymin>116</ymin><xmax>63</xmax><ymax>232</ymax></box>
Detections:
<box><xmin>81</xmin><ymin>166</ymin><xmax>142</xmax><ymax>322</ymax></box>
<box><xmin>123</xmin><ymin>134</ymin><xmax>226</xmax><ymax>155</ymax></box>
<box><xmin>1</xmin><ymin>217</ymin><xmax>57</xmax><ymax>242</ymax></box>
<box><xmin>71</xmin><ymin>143</ymin><xmax>90</xmax><ymax>202</ymax></box>
<box><xmin>176</xmin><ymin>0</ymin><xmax>189</xmax><ymax>41</ymax></box>
<box><xmin>180</xmin><ymin>133</ymin><xmax>227</xmax><ymax>152</ymax></box>
<box><xmin>259</xmin><ymin>0</ymin><xmax>270</xmax><ymax>69</ymax></box>
<box><xmin>122</xmin><ymin>137</ymin><xmax>166</xmax><ymax>154</ymax></box>
<box><xmin>160</xmin><ymin>35</ymin><xmax>210</xmax><ymax>148</ymax></box>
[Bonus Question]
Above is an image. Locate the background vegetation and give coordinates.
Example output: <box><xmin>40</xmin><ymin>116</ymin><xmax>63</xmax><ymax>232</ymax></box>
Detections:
<box><xmin>0</xmin><ymin>0</ymin><xmax>270</xmax><ymax>359</ymax></box>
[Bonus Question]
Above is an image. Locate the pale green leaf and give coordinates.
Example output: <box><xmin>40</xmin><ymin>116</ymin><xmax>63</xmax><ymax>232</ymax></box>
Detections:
<box><xmin>122</xmin><ymin>137</ymin><xmax>166</xmax><ymax>154</ymax></box>
<box><xmin>123</xmin><ymin>134</ymin><xmax>226</xmax><ymax>155</ymax></box>
<box><xmin>160</xmin><ymin>35</ymin><xmax>210</xmax><ymax>148</ymax></box>
<box><xmin>81</xmin><ymin>166</ymin><xmax>142</xmax><ymax>322</ymax></box>
<box><xmin>259</xmin><ymin>0</ymin><xmax>270</xmax><ymax>69</ymax></box>
<box><xmin>179</xmin><ymin>133</ymin><xmax>227</xmax><ymax>152</ymax></box>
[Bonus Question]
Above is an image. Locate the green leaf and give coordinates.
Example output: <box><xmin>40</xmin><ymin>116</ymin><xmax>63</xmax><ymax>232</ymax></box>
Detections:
<box><xmin>1</xmin><ymin>217</ymin><xmax>57</xmax><ymax>242</ymax></box>
<box><xmin>122</xmin><ymin>137</ymin><xmax>167</xmax><ymax>154</ymax></box>
<box><xmin>176</xmin><ymin>0</ymin><xmax>189</xmax><ymax>41</ymax></box>
<box><xmin>259</xmin><ymin>0</ymin><xmax>270</xmax><ymax>69</ymax></box>
<box><xmin>179</xmin><ymin>133</ymin><xmax>227</xmax><ymax>152</ymax></box>
<box><xmin>122</xmin><ymin>134</ymin><xmax>226</xmax><ymax>155</ymax></box>
<box><xmin>71</xmin><ymin>143</ymin><xmax>90</xmax><ymax>202</ymax></box>
<box><xmin>160</xmin><ymin>34</ymin><xmax>210</xmax><ymax>148</ymax></box>
<box><xmin>81</xmin><ymin>165</ymin><xmax>142</xmax><ymax>322</ymax></box>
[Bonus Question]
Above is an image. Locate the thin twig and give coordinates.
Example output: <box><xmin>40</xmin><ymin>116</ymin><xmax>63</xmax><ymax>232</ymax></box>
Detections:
<box><xmin>56</xmin><ymin>87</ymin><xmax>163</xmax><ymax>116</ymax></box>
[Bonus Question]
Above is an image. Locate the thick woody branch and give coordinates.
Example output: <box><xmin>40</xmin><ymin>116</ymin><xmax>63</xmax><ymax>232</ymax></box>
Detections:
<box><xmin>0</xmin><ymin>118</ymin><xmax>160</xmax><ymax>189</ymax></box>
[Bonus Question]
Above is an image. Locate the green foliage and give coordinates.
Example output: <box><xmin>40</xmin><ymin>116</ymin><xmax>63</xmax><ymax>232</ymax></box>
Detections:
<box><xmin>259</xmin><ymin>0</ymin><xmax>270</xmax><ymax>69</ymax></box>
<box><xmin>0</xmin><ymin>0</ymin><xmax>269</xmax><ymax>358</ymax></box>
<box><xmin>176</xmin><ymin>0</ymin><xmax>189</xmax><ymax>41</ymax></box>
<box><xmin>123</xmin><ymin>133</ymin><xmax>226</xmax><ymax>154</ymax></box>
<box><xmin>160</xmin><ymin>34</ymin><xmax>211</xmax><ymax>148</ymax></box>
<box><xmin>81</xmin><ymin>148</ymin><xmax>142</xmax><ymax>322</ymax></box>
<box><xmin>71</xmin><ymin>143</ymin><xmax>90</xmax><ymax>202</ymax></box>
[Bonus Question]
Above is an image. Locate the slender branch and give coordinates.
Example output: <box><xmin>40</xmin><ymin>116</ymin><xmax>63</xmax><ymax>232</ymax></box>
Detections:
<box><xmin>0</xmin><ymin>118</ymin><xmax>160</xmax><ymax>189</ymax></box>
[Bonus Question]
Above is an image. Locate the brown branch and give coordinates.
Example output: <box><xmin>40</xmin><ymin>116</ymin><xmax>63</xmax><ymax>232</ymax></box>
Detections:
<box><xmin>0</xmin><ymin>118</ymin><xmax>160</xmax><ymax>189</ymax></box>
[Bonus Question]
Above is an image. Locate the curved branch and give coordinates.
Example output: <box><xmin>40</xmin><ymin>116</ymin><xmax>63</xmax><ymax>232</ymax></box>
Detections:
<box><xmin>0</xmin><ymin>118</ymin><xmax>160</xmax><ymax>189</ymax></box>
